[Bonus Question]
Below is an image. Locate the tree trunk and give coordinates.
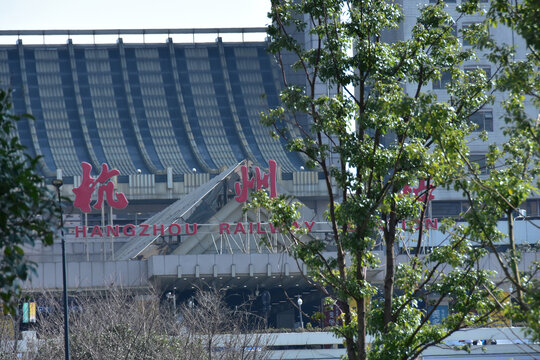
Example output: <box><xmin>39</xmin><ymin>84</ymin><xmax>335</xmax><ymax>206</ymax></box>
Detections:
<box><xmin>357</xmin><ymin>264</ymin><xmax>368</xmax><ymax>360</ymax></box>
<box><xmin>384</xmin><ymin>212</ymin><xmax>397</xmax><ymax>327</ymax></box>
<box><xmin>507</xmin><ymin>210</ymin><xmax>523</xmax><ymax>305</ymax></box>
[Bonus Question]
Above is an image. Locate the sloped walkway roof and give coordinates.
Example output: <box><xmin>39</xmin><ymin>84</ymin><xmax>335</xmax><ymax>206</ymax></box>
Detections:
<box><xmin>115</xmin><ymin>161</ymin><xmax>245</xmax><ymax>260</ymax></box>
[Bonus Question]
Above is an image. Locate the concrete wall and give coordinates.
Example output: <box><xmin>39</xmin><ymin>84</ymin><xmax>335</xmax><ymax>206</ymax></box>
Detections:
<box><xmin>23</xmin><ymin>260</ymin><xmax>148</xmax><ymax>291</ymax></box>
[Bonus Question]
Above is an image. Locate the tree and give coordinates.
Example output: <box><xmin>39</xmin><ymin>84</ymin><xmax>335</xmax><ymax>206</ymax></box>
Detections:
<box><xmin>179</xmin><ymin>287</ymin><xmax>271</xmax><ymax>360</ymax></box>
<box><xmin>26</xmin><ymin>287</ymin><xmax>270</xmax><ymax>360</ymax></box>
<box><xmin>0</xmin><ymin>89</ymin><xmax>59</xmax><ymax>316</ymax></box>
<box><xmin>458</xmin><ymin>0</ymin><xmax>540</xmax><ymax>342</ymax></box>
<box><xmin>0</xmin><ymin>301</ymin><xmax>24</xmax><ymax>358</ymax></box>
<box><xmin>31</xmin><ymin>287</ymin><xmax>201</xmax><ymax>360</ymax></box>
<box><xmin>253</xmin><ymin>0</ymin><xmax>525</xmax><ymax>359</ymax></box>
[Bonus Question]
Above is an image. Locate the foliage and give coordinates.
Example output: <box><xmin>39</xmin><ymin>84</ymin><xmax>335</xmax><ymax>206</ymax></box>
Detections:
<box><xmin>0</xmin><ymin>89</ymin><xmax>59</xmax><ymax>316</ymax></box>
<box><xmin>0</xmin><ymin>306</ymin><xmax>23</xmax><ymax>358</ymax></box>
<box><xmin>487</xmin><ymin>0</ymin><xmax>540</xmax><ymax>53</ymax></box>
<box><xmin>253</xmin><ymin>0</ymin><xmax>537</xmax><ymax>359</ymax></box>
<box><xmin>458</xmin><ymin>0</ymin><xmax>540</xmax><ymax>341</ymax></box>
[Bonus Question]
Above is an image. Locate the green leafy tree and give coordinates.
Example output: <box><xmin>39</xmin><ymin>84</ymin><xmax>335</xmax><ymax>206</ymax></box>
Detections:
<box><xmin>252</xmin><ymin>0</ymin><xmax>528</xmax><ymax>359</ymax></box>
<box><xmin>456</xmin><ymin>0</ymin><xmax>540</xmax><ymax>342</ymax></box>
<box><xmin>0</xmin><ymin>89</ymin><xmax>58</xmax><ymax>315</ymax></box>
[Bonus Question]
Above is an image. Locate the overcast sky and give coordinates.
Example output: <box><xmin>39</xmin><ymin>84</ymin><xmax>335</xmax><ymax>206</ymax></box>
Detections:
<box><xmin>0</xmin><ymin>0</ymin><xmax>271</xmax><ymax>43</ymax></box>
<box><xmin>0</xmin><ymin>0</ymin><xmax>270</xmax><ymax>29</ymax></box>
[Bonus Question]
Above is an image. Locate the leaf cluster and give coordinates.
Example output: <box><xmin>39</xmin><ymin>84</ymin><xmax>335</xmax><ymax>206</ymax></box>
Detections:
<box><xmin>0</xmin><ymin>89</ymin><xmax>59</xmax><ymax>316</ymax></box>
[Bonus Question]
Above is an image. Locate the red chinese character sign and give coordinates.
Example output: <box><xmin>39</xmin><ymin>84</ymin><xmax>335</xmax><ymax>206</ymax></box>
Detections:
<box><xmin>402</xmin><ymin>179</ymin><xmax>435</xmax><ymax>202</ymax></box>
<box><xmin>73</xmin><ymin>162</ymin><xmax>128</xmax><ymax>213</ymax></box>
<box><xmin>235</xmin><ymin>160</ymin><xmax>277</xmax><ymax>203</ymax></box>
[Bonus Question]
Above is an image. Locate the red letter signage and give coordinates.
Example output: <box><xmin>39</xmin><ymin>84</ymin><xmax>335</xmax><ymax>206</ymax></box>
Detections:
<box><xmin>402</xmin><ymin>179</ymin><xmax>435</xmax><ymax>202</ymax></box>
<box><xmin>73</xmin><ymin>162</ymin><xmax>128</xmax><ymax>213</ymax></box>
<box><xmin>234</xmin><ymin>160</ymin><xmax>277</xmax><ymax>203</ymax></box>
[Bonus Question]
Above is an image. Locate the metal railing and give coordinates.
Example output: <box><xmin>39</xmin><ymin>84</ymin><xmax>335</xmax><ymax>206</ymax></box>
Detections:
<box><xmin>0</xmin><ymin>28</ymin><xmax>268</xmax><ymax>45</ymax></box>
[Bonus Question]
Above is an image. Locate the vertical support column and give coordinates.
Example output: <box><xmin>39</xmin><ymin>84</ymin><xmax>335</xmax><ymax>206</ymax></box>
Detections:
<box><xmin>84</xmin><ymin>213</ymin><xmax>89</xmax><ymax>261</ymax></box>
<box><xmin>244</xmin><ymin>211</ymin><xmax>250</xmax><ymax>253</ymax></box>
<box><xmin>109</xmin><ymin>206</ymin><xmax>114</xmax><ymax>260</ymax></box>
<box><xmin>101</xmin><ymin>205</ymin><xmax>105</xmax><ymax>261</ymax></box>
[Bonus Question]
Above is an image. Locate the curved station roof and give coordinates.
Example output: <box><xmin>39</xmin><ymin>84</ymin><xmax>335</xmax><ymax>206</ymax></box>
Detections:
<box><xmin>0</xmin><ymin>31</ymin><xmax>305</xmax><ymax>177</ymax></box>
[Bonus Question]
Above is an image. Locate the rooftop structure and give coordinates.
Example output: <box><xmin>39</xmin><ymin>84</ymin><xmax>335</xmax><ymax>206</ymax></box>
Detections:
<box><xmin>0</xmin><ymin>29</ymin><xmax>304</xmax><ymax>179</ymax></box>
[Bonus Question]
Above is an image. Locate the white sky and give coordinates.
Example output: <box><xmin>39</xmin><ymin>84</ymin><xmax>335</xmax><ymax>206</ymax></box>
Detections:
<box><xmin>0</xmin><ymin>0</ymin><xmax>271</xmax><ymax>43</ymax></box>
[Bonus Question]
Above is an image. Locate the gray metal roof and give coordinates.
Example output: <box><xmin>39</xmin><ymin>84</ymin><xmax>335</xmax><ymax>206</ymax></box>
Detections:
<box><xmin>0</xmin><ymin>39</ymin><xmax>305</xmax><ymax>176</ymax></box>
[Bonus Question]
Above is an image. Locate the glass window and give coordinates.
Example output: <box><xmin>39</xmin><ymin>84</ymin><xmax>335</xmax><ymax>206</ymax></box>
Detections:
<box><xmin>469</xmin><ymin>110</ymin><xmax>493</xmax><ymax>132</ymax></box>
<box><xmin>525</xmin><ymin>199</ymin><xmax>539</xmax><ymax>217</ymax></box>
<box><xmin>470</xmin><ymin>154</ymin><xmax>490</xmax><ymax>174</ymax></box>
<box><xmin>433</xmin><ymin>71</ymin><xmax>452</xmax><ymax>89</ymax></box>
<box><xmin>432</xmin><ymin>201</ymin><xmax>462</xmax><ymax>217</ymax></box>
<box><xmin>450</xmin><ymin>24</ymin><xmax>458</xmax><ymax>37</ymax></box>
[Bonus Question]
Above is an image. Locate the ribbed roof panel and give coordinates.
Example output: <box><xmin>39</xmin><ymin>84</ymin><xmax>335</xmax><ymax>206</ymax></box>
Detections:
<box><xmin>0</xmin><ymin>40</ymin><xmax>303</xmax><ymax>176</ymax></box>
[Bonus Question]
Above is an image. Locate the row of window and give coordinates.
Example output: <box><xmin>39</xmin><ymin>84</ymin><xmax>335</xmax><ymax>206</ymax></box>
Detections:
<box><xmin>428</xmin><ymin>22</ymin><xmax>488</xmax><ymax>46</ymax></box>
<box><xmin>431</xmin><ymin>199</ymin><xmax>540</xmax><ymax>218</ymax></box>
<box><xmin>429</xmin><ymin>0</ymin><xmax>488</xmax><ymax>4</ymax></box>
<box><xmin>432</xmin><ymin>66</ymin><xmax>491</xmax><ymax>89</ymax></box>
<box><xmin>433</xmin><ymin>65</ymin><xmax>493</xmax><ymax>131</ymax></box>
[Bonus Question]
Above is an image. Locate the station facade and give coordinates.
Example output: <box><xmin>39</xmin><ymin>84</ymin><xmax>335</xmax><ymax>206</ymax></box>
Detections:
<box><xmin>0</xmin><ymin>16</ymin><xmax>538</xmax><ymax>332</ymax></box>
